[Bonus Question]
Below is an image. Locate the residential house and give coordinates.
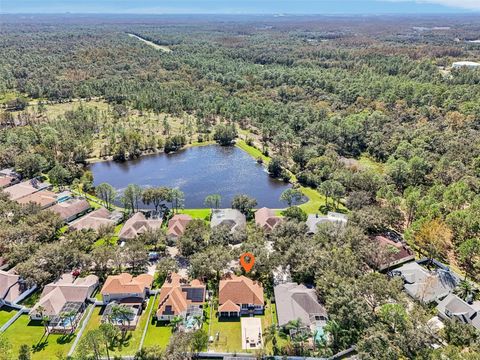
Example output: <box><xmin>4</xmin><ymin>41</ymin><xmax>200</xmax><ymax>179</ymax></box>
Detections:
<box><xmin>69</xmin><ymin>207</ymin><xmax>121</xmax><ymax>231</ymax></box>
<box><xmin>100</xmin><ymin>273</ymin><xmax>154</xmax><ymax>330</ymax></box>
<box><xmin>218</xmin><ymin>274</ymin><xmax>264</xmax><ymax>317</ymax></box>
<box><xmin>437</xmin><ymin>293</ymin><xmax>480</xmax><ymax>330</ymax></box>
<box><xmin>50</xmin><ymin>198</ymin><xmax>91</xmax><ymax>223</ymax></box>
<box><xmin>371</xmin><ymin>235</ymin><xmax>415</xmax><ymax>271</ymax></box>
<box><xmin>156</xmin><ymin>273</ymin><xmax>206</xmax><ymax>330</ymax></box>
<box><xmin>211</xmin><ymin>209</ymin><xmax>246</xmax><ymax>234</ymax></box>
<box><xmin>391</xmin><ymin>262</ymin><xmax>458</xmax><ymax>304</ymax></box>
<box><xmin>100</xmin><ymin>273</ymin><xmax>153</xmax><ymax>303</ymax></box>
<box><xmin>0</xmin><ymin>169</ymin><xmax>19</xmax><ymax>189</ymax></box>
<box><xmin>274</xmin><ymin>283</ymin><xmax>328</xmax><ymax>330</ymax></box>
<box><xmin>17</xmin><ymin>190</ymin><xmax>58</xmax><ymax>209</ymax></box>
<box><xmin>255</xmin><ymin>207</ymin><xmax>282</xmax><ymax>232</ymax></box>
<box><xmin>3</xmin><ymin>179</ymin><xmax>50</xmax><ymax>201</ymax></box>
<box><xmin>306</xmin><ymin>212</ymin><xmax>348</xmax><ymax>234</ymax></box>
<box><xmin>118</xmin><ymin>212</ymin><xmax>163</xmax><ymax>241</ymax></box>
<box><xmin>0</xmin><ymin>270</ymin><xmax>29</xmax><ymax>306</ymax></box>
<box><xmin>167</xmin><ymin>214</ymin><xmax>193</xmax><ymax>239</ymax></box>
<box><xmin>30</xmin><ymin>273</ymin><xmax>99</xmax><ymax>333</ymax></box>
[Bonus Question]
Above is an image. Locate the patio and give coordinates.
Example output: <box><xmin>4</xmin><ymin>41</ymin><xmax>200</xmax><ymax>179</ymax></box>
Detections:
<box><xmin>241</xmin><ymin>317</ymin><xmax>263</xmax><ymax>350</ymax></box>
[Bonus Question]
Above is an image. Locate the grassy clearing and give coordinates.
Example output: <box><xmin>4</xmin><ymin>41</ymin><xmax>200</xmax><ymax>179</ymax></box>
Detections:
<box><xmin>128</xmin><ymin>33</ymin><xmax>172</xmax><ymax>53</ymax></box>
<box><xmin>143</xmin><ymin>295</ymin><xmax>172</xmax><ymax>349</ymax></box>
<box><xmin>0</xmin><ymin>306</ymin><xmax>17</xmax><ymax>327</ymax></box>
<box><xmin>2</xmin><ymin>314</ymin><xmax>76</xmax><ymax>360</ymax></box>
<box><xmin>298</xmin><ymin>186</ymin><xmax>347</xmax><ymax>215</ymax></box>
<box><xmin>186</xmin><ymin>140</ymin><xmax>216</xmax><ymax>148</ymax></box>
<box><xmin>358</xmin><ymin>153</ymin><xmax>385</xmax><ymax>174</ymax></box>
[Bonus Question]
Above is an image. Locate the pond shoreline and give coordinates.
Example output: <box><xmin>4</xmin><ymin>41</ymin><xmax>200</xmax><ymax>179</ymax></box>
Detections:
<box><xmin>89</xmin><ymin>144</ymin><xmax>292</xmax><ymax>209</ymax></box>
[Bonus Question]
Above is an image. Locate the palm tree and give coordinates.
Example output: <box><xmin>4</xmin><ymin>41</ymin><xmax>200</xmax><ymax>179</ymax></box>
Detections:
<box><xmin>35</xmin><ymin>305</ymin><xmax>50</xmax><ymax>339</ymax></box>
<box><xmin>456</xmin><ymin>280</ymin><xmax>474</xmax><ymax>301</ymax></box>
<box><xmin>60</xmin><ymin>309</ymin><xmax>78</xmax><ymax>335</ymax></box>
<box><xmin>263</xmin><ymin>324</ymin><xmax>279</xmax><ymax>355</ymax></box>
<box><xmin>108</xmin><ymin>304</ymin><xmax>135</xmax><ymax>340</ymax></box>
<box><xmin>324</xmin><ymin>320</ymin><xmax>347</xmax><ymax>353</ymax></box>
<box><xmin>169</xmin><ymin>315</ymin><xmax>183</xmax><ymax>332</ymax></box>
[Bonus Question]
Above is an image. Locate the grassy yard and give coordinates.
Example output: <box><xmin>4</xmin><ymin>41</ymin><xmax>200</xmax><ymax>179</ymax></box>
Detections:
<box><xmin>2</xmin><ymin>314</ymin><xmax>76</xmax><ymax>360</ymax></box>
<box><xmin>78</xmin><ymin>296</ymin><xmax>155</xmax><ymax>356</ymax></box>
<box><xmin>298</xmin><ymin>186</ymin><xmax>347</xmax><ymax>215</ymax></box>
<box><xmin>204</xmin><ymin>300</ymin><xmax>279</xmax><ymax>354</ymax></box>
<box><xmin>235</xmin><ymin>139</ymin><xmax>270</xmax><ymax>164</ymax></box>
<box><xmin>178</xmin><ymin>208</ymin><xmax>211</xmax><ymax>221</ymax></box>
<box><xmin>0</xmin><ymin>306</ymin><xmax>17</xmax><ymax>327</ymax></box>
<box><xmin>142</xmin><ymin>295</ymin><xmax>172</xmax><ymax>349</ymax></box>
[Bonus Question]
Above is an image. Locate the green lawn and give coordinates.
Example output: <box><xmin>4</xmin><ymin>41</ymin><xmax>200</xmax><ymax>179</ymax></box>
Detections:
<box><xmin>178</xmin><ymin>209</ymin><xmax>211</xmax><ymax>221</ymax></box>
<box><xmin>203</xmin><ymin>300</ymin><xmax>279</xmax><ymax>354</ymax></box>
<box><xmin>358</xmin><ymin>153</ymin><xmax>385</xmax><ymax>174</ymax></box>
<box><xmin>2</xmin><ymin>314</ymin><xmax>76</xmax><ymax>360</ymax></box>
<box><xmin>298</xmin><ymin>186</ymin><xmax>347</xmax><ymax>214</ymax></box>
<box><xmin>203</xmin><ymin>303</ymin><xmax>242</xmax><ymax>353</ymax></box>
<box><xmin>0</xmin><ymin>306</ymin><xmax>17</xmax><ymax>327</ymax></box>
<box><xmin>78</xmin><ymin>296</ymin><xmax>155</xmax><ymax>356</ymax></box>
<box><xmin>235</xmin><ymin>139</ymin><xmax>270</xmax><ymax>164</ymax></box>
<box><xmin>143</xmin><ymin>295</ymin><xmax>172</xmax><ymax>349</ymax></box>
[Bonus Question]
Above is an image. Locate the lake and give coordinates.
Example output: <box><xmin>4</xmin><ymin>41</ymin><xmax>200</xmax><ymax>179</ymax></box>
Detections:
<box><xmin>90</xmin><ymin>145</ymin><xmax>293</xmax><ymax>209</ymax></box>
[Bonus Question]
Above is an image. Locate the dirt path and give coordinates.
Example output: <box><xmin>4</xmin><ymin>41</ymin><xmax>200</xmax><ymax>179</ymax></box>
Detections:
<box><xmin>127</xmin><ymin>33</ymin><xmax>172</xmax><ymax>53</ymax></box>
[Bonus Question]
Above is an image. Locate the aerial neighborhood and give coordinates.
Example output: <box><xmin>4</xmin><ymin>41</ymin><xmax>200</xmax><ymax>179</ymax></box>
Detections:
<box><xmin>1</xmin><ymin>10</ymin><xmax>480</xmax><ymax>360</ymax></box>
<box><xmin>0</xmin><ymin>157</ymin><xmax>479</xmax><ymax>360</ymax></box>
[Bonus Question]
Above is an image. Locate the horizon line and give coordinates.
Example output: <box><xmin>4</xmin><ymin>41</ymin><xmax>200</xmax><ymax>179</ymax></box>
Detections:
<box><xmin>2</xmin><ymin>11</ymin><xmax>479</xmax><ymax>15</ymax></box>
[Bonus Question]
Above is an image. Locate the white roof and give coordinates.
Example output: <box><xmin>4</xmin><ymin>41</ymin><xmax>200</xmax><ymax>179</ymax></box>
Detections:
<box><xmin>452</xmin><ymin>61</ymin><xmax>480</xmax><ymax>67</ymax></box>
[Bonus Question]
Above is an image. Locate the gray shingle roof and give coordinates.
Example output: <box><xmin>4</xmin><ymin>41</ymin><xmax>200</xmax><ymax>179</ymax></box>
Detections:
<box><xmin>274</xmin><ymin>282</ymin><xmax>327</xmax><ymax>327</ymax></box>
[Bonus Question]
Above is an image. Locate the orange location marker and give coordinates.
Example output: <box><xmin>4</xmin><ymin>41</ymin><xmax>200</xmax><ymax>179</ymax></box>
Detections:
<box><xmin>239</xmin><ymin>252</ymin><xmax>255</xmax><ymax>273</ymax></box>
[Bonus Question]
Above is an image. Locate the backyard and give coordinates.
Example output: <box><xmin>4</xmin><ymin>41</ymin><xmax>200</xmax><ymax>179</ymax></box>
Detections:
<box><xmin>203</xmin><ymin>300</ymin><xmax>278</xmax><ymax>354</ymax></box>
<box><xmin>77</xmin><ymin>296</ymin><xmax>156</xmax><ymax>356</ymax></box>
<box><xmin>142</xmin><ymin>295</ymin><xmax>172</xmax><ymax>349</ymax></box>
<box><xmin>0</xmin><ymin>306</ymin><xmax>17</xmax><ymax>327</ymax></box>
<box><xmin>1</xmin><ymin>314</ymin><xmax>77</xmax><ymax>360</ymax></box>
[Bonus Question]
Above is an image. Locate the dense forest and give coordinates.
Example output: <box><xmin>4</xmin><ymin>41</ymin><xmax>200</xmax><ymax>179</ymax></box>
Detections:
<box><xmin>0</xmin><ymin>14</ymin><xmax>479</xmax><ymax>359</ymax></box>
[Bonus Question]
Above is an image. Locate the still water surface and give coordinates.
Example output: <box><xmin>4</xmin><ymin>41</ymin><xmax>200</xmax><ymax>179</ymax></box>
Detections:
<box><xmin>90</xmin><ymin>145</ymin><xmax>292</xmax><ymax>208</ymax></box>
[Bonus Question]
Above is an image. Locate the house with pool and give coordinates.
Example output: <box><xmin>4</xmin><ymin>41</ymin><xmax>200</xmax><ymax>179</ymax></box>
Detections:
<box><xmin>274</xmin><ymin>282</ymin><xmax>328</xmax><ymax>343</ymax></box>
<box><xmin>29</xmin><ymin>273</ymin><xmax>99</xmax><ymax>334</ymax></box>
<box><xmin>156</xmin><ymin>273</ymin><xmax>206</xmax><ymax>331</ymax></box>
<box><xmin>100</xmin><ymin>273</ymin><xmax>154</xmax><ymax>330</ymax></box>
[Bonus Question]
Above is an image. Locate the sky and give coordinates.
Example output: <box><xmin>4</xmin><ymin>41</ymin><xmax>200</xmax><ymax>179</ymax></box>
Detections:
<box><xmin>1</xmin><ymin>0</ymin><xmax>480</xmax><ymax>14</ymax></box>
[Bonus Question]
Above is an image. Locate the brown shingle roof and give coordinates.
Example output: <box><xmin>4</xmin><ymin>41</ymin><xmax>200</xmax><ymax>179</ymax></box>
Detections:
<box><xmin>167</xmin><ymin>214</ymin><xmax>192</xmax><ymax>237</ymax></box>
<box><xmin>218</xmin><ymin>299</ymin><xmax>240</xmax><ymax>313</ymax></box>
<box><xmin>156</xmin><ymin>273</ymin><xmax>206</xmax><ymax>318</ymax></box>
<box><xmin>3</xmin><ymin>179</ymin><xmax>50</xmax><ymax>201</ymax></box>
<box><xmin>17</xmin><ymin>190</ymin><xmax>57</xmax><ymax>208</ymax></box>
<box><xmin>255</xmin><ymin>207</ymin><xmax>282</xmax><ymax>232</ymax></box>
<box><xmin>373</xmin><ymin>235</ymin><xmax>415</xmax><ymax>270</ymax></box>
<box><xmin>70</xmin><ymin>207</ymin><xmax>116</xmax><ymax>231</ymax></box>
<box><xmin>50</xmin><ymin>198</ymin><xmax>91</xmax><ymax>221</ymax></box>
<box><xmin>0</xmin><ymin>176</ymin><xmax>16</xmax><ymax>189</ymax></box>
<box><xmin>219</xmin><ymin>274</ymin><xmax>264</xmax><ymax>307</ymax></box>
<box><xmin>0</xmin><ymin>270</ymin><xmax>21</xmax><ymax>303</ymax></box>
<box><xmin>118</xmin><ymin>212</ymin><xmax>163</xmax><ymax>240</ymax></box>
<box><xmin>101</xmin><ymin>273</ymin><xmax>153</xmax><ymax>295</ymax></box>
<box><xmin>30</xmin><ymin>274</ymin><xmax>99</xmax><ymax>317</ymax></box>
